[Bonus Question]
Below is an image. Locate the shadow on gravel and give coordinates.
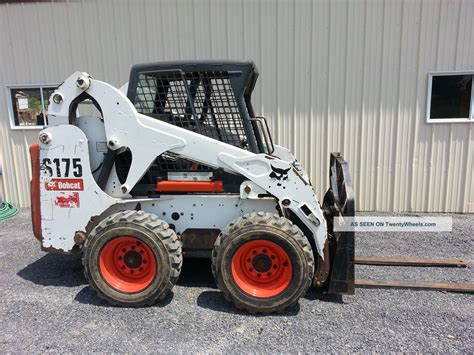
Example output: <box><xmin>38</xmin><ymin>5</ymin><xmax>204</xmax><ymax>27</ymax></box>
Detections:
<box><xmin>74</xmin><ymin>286</ymin><xmax>174</xmax><ymax>308</ymax></box>
<box><xmin>304</xmin><ymin>288</ymin><xmax>344</xmax><ymax>303</ymax></box>
<box><xmin>177</xmin><ymin>258</ymin><xmax>217</xmax><ymax>289</ymax></box>
<box><xmin>17</xmin><ymin>253</ymin><xmax>86</xmax><ymax>287</ymax></box>
<box><xmin>196</xmin><ymin>290</ymin><xmax>301</xmax><ymax>316</ymax></box>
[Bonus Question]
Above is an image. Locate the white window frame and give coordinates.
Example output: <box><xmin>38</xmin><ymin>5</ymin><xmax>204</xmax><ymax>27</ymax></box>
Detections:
<box><xmin>5</xmin><ymin>83</ymin><xmax>59</xmax><ymax>130</ymax></box>
<box><xmin>426</xmin><ymin>71</ymin><xmax>474</xmax><ymax>124</ymax></box>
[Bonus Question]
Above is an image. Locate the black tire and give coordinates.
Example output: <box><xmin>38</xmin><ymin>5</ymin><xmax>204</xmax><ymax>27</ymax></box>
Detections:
<box><xmin>82</xmin><ymin>210</ymin><xmax>182</xmax><ymax>306</ymax></box>
<box><xmin>212</xmin><ymin>212</ymin><xmax>314</xmax><ymax>313</ymax></box>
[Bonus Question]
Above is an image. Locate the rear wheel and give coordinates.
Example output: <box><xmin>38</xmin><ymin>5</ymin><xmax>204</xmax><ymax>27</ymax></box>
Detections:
<box><xmin>212</xmin><ymin>212</ymin><xmax>314</xmax><ymax>313</ymax></box>
<box><xmin>83</xmin><ymin>210</ymin><xmax>182</xmax><ymax>306</ymax></box>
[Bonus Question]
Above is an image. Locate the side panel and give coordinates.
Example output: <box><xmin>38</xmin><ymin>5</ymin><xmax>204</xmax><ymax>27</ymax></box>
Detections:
<box><xmin>138</xmin><ymin>195</ymin><xmax>278</xmax><ymax>234</ymax></box>
<box><xmin>38</xmin><ymin>125</ymin><xmax>116</xmax><ymax>252</ymax></box>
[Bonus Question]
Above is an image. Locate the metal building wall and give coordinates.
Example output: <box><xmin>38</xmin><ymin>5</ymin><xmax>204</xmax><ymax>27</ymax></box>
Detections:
<box><xmin>0</xmin><ymin>0</ymin><xmax>473</xmax><ymax>212</ymax></box>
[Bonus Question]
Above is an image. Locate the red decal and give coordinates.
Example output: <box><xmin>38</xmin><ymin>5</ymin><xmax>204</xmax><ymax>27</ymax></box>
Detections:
<box><xmin>55</xmin><ymin>192</ymin><xmax>80</xmax><ymax>208</ymax></box>
<box><xmin>45</xmin><ymin>179</ymin><xmax>84</xmax><ymax>191</ymax></box>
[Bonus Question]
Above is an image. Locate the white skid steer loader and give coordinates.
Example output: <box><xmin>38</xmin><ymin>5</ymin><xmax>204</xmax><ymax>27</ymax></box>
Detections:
<box><xmin>30</xmin><ymin>61</ymin><xmax>354</xmax><ymax>313</ymax></box>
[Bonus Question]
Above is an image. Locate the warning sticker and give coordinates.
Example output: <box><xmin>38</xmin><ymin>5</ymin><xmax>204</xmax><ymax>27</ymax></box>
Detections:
<box><xmin>45</xmin><ymin>179</ymin><xmax>84</xmax><ymax>191</ymax></box>
<box><xmin>167</xmin><ymin>172</ymin><xmax>213</xmax><ymax>181</ymax></box>
<box><xmin>54</xmin><ymin>192</ymin><xmax>80</xmax><ymax>208</ymax></box>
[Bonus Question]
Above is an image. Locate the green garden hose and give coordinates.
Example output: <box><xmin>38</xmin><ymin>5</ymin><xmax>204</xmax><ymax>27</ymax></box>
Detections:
<box><xmin>0</xmin><ymin>201</ymin><xmax>18</xmax><ymax>220</ymax></box>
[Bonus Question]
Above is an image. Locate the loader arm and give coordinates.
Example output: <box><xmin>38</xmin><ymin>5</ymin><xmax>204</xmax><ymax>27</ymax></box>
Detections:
<box><xmin>44</xmin><ymin>72</ymin><xmax>328</xmax><ymax>257</ymax></box>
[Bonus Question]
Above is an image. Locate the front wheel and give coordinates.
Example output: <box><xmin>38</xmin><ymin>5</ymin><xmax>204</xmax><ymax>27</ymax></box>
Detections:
<box><xmin>83</xmin><ymin>210</ymin><xmax>182</xmax><ymax>306</ymax></box>
<box><xmin>212</xmin><ymin>212</ymin><xmax>314</xmax><ymax>313</ymax></box>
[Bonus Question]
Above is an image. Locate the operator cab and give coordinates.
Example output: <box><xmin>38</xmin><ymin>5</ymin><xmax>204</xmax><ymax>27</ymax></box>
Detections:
<box><xmin>127</xmin><ymin>60</ymin><xmax>273</xmax><ymax>154</ymax></box>
<box><xmin>116</xmin><ymin>61</ymin><xmax>274</xmax><ymax>196</ymax></box>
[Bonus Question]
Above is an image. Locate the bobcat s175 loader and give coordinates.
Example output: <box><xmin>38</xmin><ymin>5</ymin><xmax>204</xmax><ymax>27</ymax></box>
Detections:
<box><xmin>30</xmin><ymin>61</ymin><xmax>354</xmax><ymax>313</ymax></box>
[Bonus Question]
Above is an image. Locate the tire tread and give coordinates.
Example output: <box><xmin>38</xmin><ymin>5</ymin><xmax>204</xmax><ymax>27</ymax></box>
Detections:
<box><xmin>211</xmin><ymin>212</ymin><xmax>314</xmax><ymax>313</ymax></box>
<box><xmin>82</xmin><ymin>210</ymin><xmax>182</xmax><ymax>307</ymax></box>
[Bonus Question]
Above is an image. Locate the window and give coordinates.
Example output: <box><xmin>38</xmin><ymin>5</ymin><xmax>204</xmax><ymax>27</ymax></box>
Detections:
<box><xmin>6</xmin><ymin>84</ymin><xmax>58</xmax><ymax>129</ymax></box>
<box><xmin>426</xmin><ymin>71</ymin><xmax>474</xmax><ymax>123</ymax></box>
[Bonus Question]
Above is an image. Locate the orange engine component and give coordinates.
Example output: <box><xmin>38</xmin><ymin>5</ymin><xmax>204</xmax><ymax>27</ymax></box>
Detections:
<box><xmin>155</xmin><ymin>180</ymin><xmax>224</xmax><ymax>193</ymax></box>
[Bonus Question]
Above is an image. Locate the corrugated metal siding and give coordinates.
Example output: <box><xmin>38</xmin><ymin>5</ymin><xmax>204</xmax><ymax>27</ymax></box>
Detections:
<box><xmin>0</xmin><ymin>0</ymin><xmax>472</xmax><ymax>212</ymax></box>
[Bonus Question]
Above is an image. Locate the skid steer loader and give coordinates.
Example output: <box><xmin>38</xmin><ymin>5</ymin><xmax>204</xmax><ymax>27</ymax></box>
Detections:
<box><xmin>30</xmin><ymin>61</ymin><xmax>354</xmax><ymax>313</ymax></box>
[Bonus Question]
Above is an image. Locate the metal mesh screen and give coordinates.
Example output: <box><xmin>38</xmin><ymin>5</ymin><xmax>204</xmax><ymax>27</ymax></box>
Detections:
<box><xmin>133</xmin><ymin>71</ymin><xmax>249</xmax><ymax>149</ymax></box>
<box><xmin>192</xmin><ymin>75</ymin><xmax>248</xmax><ymax>147</ymax></box>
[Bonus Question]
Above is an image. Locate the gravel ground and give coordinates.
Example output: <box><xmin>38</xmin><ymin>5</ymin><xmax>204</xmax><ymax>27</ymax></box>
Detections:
<box><xmin>0</xmin><ymin>209</ymin><xmax>472</xmax><ymax>352</ymax></box>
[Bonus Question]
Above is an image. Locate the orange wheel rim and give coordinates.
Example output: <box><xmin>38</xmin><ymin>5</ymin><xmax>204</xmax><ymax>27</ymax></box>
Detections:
<box><xmin>99</xmin><ymin>236</ymin><xmax>157</xmax><ymax>293</ymax></box>
<box><xmin>231</xmin><ymin>239</ymin><xmax>293</xmax><ymax>298</ymax></box>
